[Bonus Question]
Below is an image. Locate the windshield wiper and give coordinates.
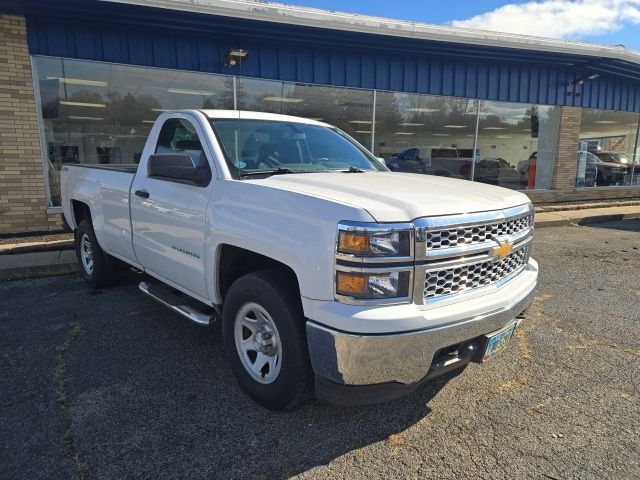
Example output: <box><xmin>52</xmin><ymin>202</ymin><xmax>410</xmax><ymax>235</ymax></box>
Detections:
<box><xmin>343</xmin><ymin>166</ymin><xmax>365</xmax><ymax>173</ymax></box>
<box><xmin>239</xmin><ymin>167</ymin><xmax>322</xmax><ymax>177</ymax></box>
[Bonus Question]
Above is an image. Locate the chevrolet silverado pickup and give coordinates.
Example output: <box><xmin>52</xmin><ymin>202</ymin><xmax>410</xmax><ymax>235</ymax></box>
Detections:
<box><xmin>61</xmin><ymin>110</ymin><xmax>538</xmax><ymax>410</ymax></box>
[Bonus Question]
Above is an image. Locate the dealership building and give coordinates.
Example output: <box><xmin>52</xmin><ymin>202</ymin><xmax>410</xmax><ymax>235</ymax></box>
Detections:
<box><xmin>1</xmin><ymin>0</ymin><xmax>640</xmax><ymax>234</ymax></box>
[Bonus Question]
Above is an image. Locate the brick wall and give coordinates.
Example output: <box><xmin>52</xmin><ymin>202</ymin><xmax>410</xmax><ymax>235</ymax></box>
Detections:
<box><xmin>0</xmin><ymin>14</ymin><xmax>55</xmax><ymax>234</ymax></box>
<box><xmin>551</xmin><ymin>107</ymin><xmax>581</xmax><ymax>190</ymax></box>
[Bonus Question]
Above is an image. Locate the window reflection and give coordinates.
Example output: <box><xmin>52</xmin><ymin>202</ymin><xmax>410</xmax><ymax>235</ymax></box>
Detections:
<box><xmin>236</xmin><ymin>79</ymin><xmax>374</xmax><ymax>149</ymax></box>
<box><xmin>375</xmin><ymin>92</ymin><xmax>477</xmax><ymax>180</ymax></box>
<box><xmin>577</xmin><ymin>109</ymin><xmax>640</xmax><ymax>187</ymax></box>
<box><xmin>36</xmin><ymin>56</ymin><xmax>635</xmax><ymax>207</ymax></box>
<box><xmin>34</xmin><ymin>57</ymin><xmax>233</xmax><ymax>206</ymax></box>
<box><xmin>475</xmin><ymin>101</ymin><xmax>559</xmax><ymax>190</ymax></box>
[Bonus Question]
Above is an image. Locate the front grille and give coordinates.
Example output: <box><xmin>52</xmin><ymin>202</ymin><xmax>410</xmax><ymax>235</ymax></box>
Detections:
<box><xmin>424</xmin><ymin>246</ymin><xmax>530</xmax><ymax>300</ymax></box>
<box><xmin>426</xmin><ymin>213</ymin><xmax>533</xmax><ymax>250</ymax></box>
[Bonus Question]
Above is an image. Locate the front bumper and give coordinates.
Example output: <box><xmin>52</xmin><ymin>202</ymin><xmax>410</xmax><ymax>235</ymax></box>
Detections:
<box><xmin>306</xmin><ymin>271</ymin><xmax>536</xmax><ymax>405</ymax></box>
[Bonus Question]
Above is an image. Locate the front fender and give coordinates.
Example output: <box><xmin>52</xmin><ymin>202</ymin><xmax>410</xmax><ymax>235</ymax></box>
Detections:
<box><xmin>204</xmin><ymin>180</ymin><xmax>374</xmax><ymax>306</ymax></box>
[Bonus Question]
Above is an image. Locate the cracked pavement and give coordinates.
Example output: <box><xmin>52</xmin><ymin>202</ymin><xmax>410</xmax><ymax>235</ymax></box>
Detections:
<box><xmin>1</xmin><ymin>219</ymin><xmax>639</xmax><ymax>479</ymax></box>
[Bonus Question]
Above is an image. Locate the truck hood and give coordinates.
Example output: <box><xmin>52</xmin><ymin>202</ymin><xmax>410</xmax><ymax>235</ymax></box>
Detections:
<box><xmin>256</xmin><ymin>171</ymin><xmax>531</xmax><ymax>222</ymax></box>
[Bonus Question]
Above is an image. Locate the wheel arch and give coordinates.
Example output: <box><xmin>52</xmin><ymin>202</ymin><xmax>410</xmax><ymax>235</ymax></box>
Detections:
<box><xmin>216</xmin><ymin>244</ymin><xmax>301</xmax><ymax>304</ymax></box>
<box><xmin>70</xmin><ymin>199</ymin><xmax>92</xmax><ymax>230</ymax></box>
<box><xmin>69</xmin><ymin>200</ymin><xmax>108</xmax><ymax>255</ymax></box>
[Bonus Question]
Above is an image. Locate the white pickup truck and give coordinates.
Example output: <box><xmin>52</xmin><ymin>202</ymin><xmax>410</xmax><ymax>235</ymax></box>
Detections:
<box><xmin>61</xmin><ymin>109</ymin><xmax>538</xmax><ymax>410</ymax></box>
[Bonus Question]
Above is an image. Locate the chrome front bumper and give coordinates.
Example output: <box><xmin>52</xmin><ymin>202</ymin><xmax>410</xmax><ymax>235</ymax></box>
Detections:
<box><xmin>306</xmin><ymin>286</ymin><xmax>535</xmax><ymax>387</ymax></box>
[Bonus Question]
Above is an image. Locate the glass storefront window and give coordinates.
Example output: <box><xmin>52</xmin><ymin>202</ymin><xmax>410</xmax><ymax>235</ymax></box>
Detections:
<box><xmin>236</xmin><ymin>78</ymin><xmax>374</xmax><ymax>149</ymax></box>
<box><xmin>36</xmin><ymin>56</ymin><xmax>626</xmax><ymax>208</ymax></box>
<box><xmin>33</xmin><ymin>57</ymin><xmax>233</xmax><ymax>206</ymax></box>
<box><xmin>374</xmin><ymin>94</ymin><xmax>559</xmax><ymax>190</ymax></box>
<box><xmin>577</xmin><ymin>109</ymin><xmax>640</xmax><ymax>187</ymax></box>
<box><xmin>374</xmin><ymin>92</ymin><xmax>478</xmax><ymax>180</ymax></box>
<box><xmin>475</xmin><ymin>101</ymin><xmax>560</xmax><ymax>190</ymax></box>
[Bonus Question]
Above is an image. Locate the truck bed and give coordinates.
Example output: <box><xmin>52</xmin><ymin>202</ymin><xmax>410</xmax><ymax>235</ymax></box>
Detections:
<box><xmin>61</xmin><ymin>162</ymin><xmax>139</xmax><ymax>265</ymax></box>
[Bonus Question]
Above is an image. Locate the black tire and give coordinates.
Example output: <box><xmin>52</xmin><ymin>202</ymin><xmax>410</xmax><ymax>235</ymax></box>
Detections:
<box><xmin>75</xmin><ymin>220</ymin><xmax>114</xmax><ymax>288</ymax></box>
<box><xmin>222</xmin><ymin>270</ymin><xmax>312</xmax><ymax>411</ymax></box>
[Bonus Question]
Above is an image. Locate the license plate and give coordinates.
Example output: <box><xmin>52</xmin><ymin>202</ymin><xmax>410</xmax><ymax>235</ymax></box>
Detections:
<box><xmin>482</xmin><ymin>322</ymin><xmax>517</xmax><ymax>362</ymax></box>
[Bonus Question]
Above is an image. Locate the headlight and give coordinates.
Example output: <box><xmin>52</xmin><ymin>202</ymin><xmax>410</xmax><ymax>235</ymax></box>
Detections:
<box><xmin>335</xmin><ymin>221</ymin><xmax>414</xmax><ymax>304</ymax></box>
<box><xmin>337</xmin><ymin>224</ymin><xmax>412</xmax><ymax>258</ymax></box>
<box><xmin>336</xmin><ymin>270</ymin><xmax>411</xmax><ymax>299</ymax></box>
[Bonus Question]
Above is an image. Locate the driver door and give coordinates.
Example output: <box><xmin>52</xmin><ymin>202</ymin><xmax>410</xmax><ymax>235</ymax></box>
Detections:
<box><xmin>131</xmin><ymin>115</ymin><xmax>214</xmax><ymax>299</ymax></box>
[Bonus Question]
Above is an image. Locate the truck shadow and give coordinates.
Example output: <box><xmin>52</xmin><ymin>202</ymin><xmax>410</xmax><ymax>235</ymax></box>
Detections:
<box><xmin>233</xmin><ymin>373</ymin><xmax>453</xmax><ymax>479</ymax></box>
<box><xmin>66</xmin><ymin>278</ymin><xmax>459</xmax><ymax>479</ymax></box>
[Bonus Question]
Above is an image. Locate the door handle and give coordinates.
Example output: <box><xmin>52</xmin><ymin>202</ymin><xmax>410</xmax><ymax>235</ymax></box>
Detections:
<box><xmin>135</xmin><ymin>189</ymin><xmax>150</xmax><ymax>199</ymax></box>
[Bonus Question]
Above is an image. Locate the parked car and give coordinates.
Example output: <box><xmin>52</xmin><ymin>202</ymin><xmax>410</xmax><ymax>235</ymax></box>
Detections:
<box><xmin>61</xmin><ymin>110</ymin><xmax>537</xmax><ymax>410</ymax></box>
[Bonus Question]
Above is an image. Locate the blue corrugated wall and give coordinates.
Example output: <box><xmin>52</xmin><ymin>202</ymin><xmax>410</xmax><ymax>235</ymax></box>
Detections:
<box><xmin>25</xmin><ymin>13</ymin><xmax>640</xmax><ymax>112</ymax></box>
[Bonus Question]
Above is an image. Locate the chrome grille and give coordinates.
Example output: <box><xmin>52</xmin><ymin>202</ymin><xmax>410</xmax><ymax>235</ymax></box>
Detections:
<box><xmin>424</xmin><ymin>246</ymin><xmax>530</xmax><ymax>300</ymax></box>
<box><xmin>426</xmin><ymin>213</ymin><xmax>533</xmax><ymax>250</ymax></box>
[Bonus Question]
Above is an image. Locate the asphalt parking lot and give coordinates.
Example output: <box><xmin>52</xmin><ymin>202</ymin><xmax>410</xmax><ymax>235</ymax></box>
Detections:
<box><xmin>1</xmin><ymin>220</ymin><xmax>639</xmax><ymax>480</ymax></box>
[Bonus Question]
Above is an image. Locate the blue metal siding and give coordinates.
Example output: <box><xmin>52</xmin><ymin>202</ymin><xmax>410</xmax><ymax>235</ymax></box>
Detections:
<box><xmin>25</xmin><ymin>14</ymin><xmax>640</xmax><ymax>112</ymax></box>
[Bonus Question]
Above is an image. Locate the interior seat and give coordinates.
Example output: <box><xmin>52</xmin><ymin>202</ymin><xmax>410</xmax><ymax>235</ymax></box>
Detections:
<box><xmin>175</xmin><ymin>139</ymin><xmax>203</xmax><ymax>165</ymax></box>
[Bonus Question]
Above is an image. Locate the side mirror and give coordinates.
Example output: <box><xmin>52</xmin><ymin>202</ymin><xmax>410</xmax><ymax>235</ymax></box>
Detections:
<box><xmin>147</xmin><ymin>153</ymin><xmax>211</xmax><ymax>186</ymax></box>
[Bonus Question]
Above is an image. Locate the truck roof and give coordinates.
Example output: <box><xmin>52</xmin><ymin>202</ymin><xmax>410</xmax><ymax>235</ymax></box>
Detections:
<box><xmin>198</xmin><ymin>109</ymin><xmax>329</xmax><ymax>127</ymax></box>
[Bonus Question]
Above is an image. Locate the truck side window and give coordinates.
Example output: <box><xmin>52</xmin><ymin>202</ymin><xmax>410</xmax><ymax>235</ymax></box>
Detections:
<box><xmin>155</xmin><ymin>118</ymin><xmax>207</xmax><ymax>167</ymax></box>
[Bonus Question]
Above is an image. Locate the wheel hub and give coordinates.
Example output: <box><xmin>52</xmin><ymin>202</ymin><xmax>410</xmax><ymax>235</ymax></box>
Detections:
<box><xmin>80</xmin><ymin>234</ymin><xmax>94</xmax><ymax>274</ymax></box>
<box><xmin>254</xmin><ymin>324</ymin><xmax>277</xmax><ymax>356</ymax></box>
<box><xmin>234</xmin><ymin>302</ymin><xmax>282</xmax><ymax>384</ymax></box>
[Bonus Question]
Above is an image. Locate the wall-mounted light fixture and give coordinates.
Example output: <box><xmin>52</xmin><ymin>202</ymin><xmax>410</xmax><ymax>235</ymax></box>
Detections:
<box><xmin>224</xmin><ymin>48</ymin><xmax>249</xmax><ymax>68</ymax></box>
<box><xmin>567</xmin><ymin>72</ymin><xmax>599</xmax><ymax>97</ymax></box>
<box><xmin>568</xmin><ymin>72</ymin><xmax>599</xmax><ymax>87</ymax></box>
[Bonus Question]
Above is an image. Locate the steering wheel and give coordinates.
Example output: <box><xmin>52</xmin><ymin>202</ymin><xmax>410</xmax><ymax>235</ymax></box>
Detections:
<box><xmin>261</xmin><ymin>153</ymin><xmax>283</xmax><ymax>168</ymax></box>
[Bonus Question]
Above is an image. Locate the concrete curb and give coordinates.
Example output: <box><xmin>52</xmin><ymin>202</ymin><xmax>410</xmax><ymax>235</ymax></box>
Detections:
<box><xmin>0</xmin><ymin>250</ymin><xmax>78</xmax><ymax>282</ymax></box>
<box><xmin>534</xmin><ymin>206</ymin><xmax>640</xmax><ymax>228</ymax></box>
<box><xmin>0</xmin><ymin>239</ymin><xmax>74</xmax><ymax>255</ymax></box>
<box><xmin>535</xmin><ymin>200</ymin><xmax>640</xmax><ymax>213</ymax></box>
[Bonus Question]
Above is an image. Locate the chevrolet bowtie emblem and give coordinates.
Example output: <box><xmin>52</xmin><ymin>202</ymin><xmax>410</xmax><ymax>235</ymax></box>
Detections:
<box><xmin>492</xmin><ymin>242</ymin><xmax>513</xmax><ymax>259</ymax></box>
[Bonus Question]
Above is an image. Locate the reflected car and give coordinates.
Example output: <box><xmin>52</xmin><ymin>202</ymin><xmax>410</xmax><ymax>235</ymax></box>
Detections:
<box><xmin>386</xmin><ymin>147</ymin><xmax>429</xmax><ymax>174</ymax></box>
<box><xmin>422</xmin><ymin>166</ymin><xmax>465</xmax><ymax>179</ymax></box>
<box><xmin>594</xmin><ymin>151</ymin><xmax>632</xmax><ymax>186</ymax></box>
<box><xmin>387</xmin><ymin>146</ymin><xmax>471</xmax><ymax>177</ymax></box>
<box><xmin>473</xmin><ymin>158</ymin><xmax>520</xmax><ymax>187</ymax></box>
<box><xmin>596</xmin><ymin>152</ymin><xmax>632</xmax><ymax>165</ymax></box>
<box><xmin>576</xmin><ymin>151</ymin><xmax>597</xmax><ymax>187</ymax></box>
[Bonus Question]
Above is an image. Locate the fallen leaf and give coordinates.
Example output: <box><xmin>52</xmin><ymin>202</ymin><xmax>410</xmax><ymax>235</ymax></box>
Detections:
<box><xmin>387</xmin><ymin>433</ymin><xmax>405</xmax><ymax>447</ymax></box>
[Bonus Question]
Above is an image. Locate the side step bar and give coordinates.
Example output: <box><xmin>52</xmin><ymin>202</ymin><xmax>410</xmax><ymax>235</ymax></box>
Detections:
<box><xmin>138</xmin><ymin>281</ymin><xmax>214</xmax><ymax>326</ymax></box>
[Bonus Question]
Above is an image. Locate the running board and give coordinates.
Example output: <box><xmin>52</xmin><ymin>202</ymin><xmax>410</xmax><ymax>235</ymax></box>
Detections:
<box><xmin>138</xmin><ymin>281</ymin><xmax>213</xmax><ymax>326</ymax></box>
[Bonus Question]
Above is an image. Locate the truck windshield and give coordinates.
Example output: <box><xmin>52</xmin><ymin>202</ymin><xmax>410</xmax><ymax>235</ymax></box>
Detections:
<box><xmin>596</xmin><ymin>152</ymin><xmax>631</xmax><ymax>164</ymax></box>
<box><xmin>210</xmin><ymin>119</ymin><xmax>386</xmax><ymax>178</ymax></box>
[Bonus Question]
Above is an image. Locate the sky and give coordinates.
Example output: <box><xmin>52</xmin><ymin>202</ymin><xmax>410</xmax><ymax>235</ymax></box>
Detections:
<box><xmin>283</xmin><ymin>0</ymin><xmax>640</xmax><ymax>51</ymax></box>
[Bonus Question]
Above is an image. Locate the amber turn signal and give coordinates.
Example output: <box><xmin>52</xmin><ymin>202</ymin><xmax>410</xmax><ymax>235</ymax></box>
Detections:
<box><xmin>337</xmin><ymin>231</ymin><xmax>369</xmax><ymax>255</ymax></box>
<box><xmin>336</xmin><ymin>271</ymin><xmax>368</xmax><ymax>296</ymax></box>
